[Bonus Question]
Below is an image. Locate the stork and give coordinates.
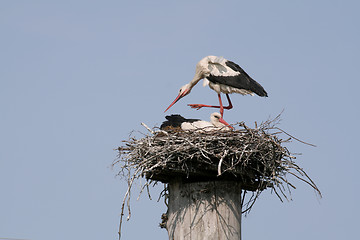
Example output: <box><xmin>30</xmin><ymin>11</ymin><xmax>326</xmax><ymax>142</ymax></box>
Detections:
<box><xmin>160</xmin><ymin>112</ymin><xmax>233</xmax><ymax>131</ymax></box>
<box><xmin>164</xmin><ymin>56</ymin><xmax>268</xmax><ymax>118</ymax></box>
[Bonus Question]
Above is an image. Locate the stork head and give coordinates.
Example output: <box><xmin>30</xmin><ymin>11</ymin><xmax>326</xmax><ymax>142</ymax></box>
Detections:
<box><xmin>210</xmin><ymin>112</ymin><xmax>234</xmax><ymax>129</ymax></box>
<box><xmin>164</xmin><ymin>84</ymin><xmax>191</xmax><ymax>112</ymax></box>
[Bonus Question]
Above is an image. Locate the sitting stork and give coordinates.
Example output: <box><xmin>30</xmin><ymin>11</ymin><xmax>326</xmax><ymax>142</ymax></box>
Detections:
<box><xmin>164</xmin><ymin>56</ymin><xmax>268</xmax><ymax>118</ymax></box>
<box><xmin>160</xmin><ymin>112</ymin><xmax>233</xmax><ymax>131</ymax></box>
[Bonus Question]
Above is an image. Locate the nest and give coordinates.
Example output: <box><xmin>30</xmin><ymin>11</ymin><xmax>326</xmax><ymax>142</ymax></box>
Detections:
<box><xmin>113</xmin><ymin>114</ymin><xmax>321</xmax><ymax>238</ymax></box>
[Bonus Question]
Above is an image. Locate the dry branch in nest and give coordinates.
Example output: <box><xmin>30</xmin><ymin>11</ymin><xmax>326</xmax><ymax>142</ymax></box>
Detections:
<box><xmin>113</xmin><ymin>114</ymin><xmax>321</xmax><ymax>239</ymax></box>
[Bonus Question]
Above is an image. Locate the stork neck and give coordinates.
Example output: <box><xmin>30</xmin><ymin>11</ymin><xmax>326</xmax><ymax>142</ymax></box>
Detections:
<box><xmin>189</xmin><ymin>73</ymin><xmax>203</xmax><ymax>88</ymax></box>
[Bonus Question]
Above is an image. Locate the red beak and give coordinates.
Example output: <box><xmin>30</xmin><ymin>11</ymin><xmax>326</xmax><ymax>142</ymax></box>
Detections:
<box><xmin>219</xmin><ymin>118</ymin><xmax>234</xmax><ymax>129</ymax></box>
<box><xmin>164</xmin><ymin>93</ymin><xmax>183</xmax><ymax>112</ymax></box>
<box><xmin>164</xmin><ymin>90</ymin><xmax>189</xmax><ymax>112</ymax></box>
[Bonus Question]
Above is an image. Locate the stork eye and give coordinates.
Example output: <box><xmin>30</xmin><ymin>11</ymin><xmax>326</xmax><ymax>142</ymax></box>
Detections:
<box><xmin>214</xmin><ymin>115</ymin><xmax>220</xmax><ymax>119</ymax></box>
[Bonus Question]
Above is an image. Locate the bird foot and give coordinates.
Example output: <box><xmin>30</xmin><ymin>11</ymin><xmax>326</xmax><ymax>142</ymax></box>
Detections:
<box><xmin>188</xmin><ymin>104</ymin><xmax>206</xmax><ymax>110</ymax></box>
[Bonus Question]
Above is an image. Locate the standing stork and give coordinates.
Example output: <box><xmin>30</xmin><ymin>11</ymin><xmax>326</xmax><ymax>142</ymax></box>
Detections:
<box><xmin>164</xmin><ymin>56</ymin><xmax>268</xmax><ymax>118</ymax></box>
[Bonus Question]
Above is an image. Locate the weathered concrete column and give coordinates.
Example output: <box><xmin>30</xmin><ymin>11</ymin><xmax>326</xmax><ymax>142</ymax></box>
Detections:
<box><xmin>166</xmin><ymin>181</ymin><xmax>242</xmax><ymax>240</ymax></box>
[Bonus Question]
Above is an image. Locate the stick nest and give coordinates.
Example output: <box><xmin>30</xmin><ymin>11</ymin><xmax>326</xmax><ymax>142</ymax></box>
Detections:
<box><xmin>113</xmin><ymin>114</ymin><xmax>321</xmax><ymax>238</ymax></box>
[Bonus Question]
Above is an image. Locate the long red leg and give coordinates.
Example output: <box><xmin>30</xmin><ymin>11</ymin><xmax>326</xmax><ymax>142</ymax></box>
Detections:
<box><xmin>188</xmin><ymin>94</ymin><xmax>233</xmax><ymax>117</ymax></box>
<box><xmin>224</xmin><ymin>94</ymin><xmax>233</xmax><ymax>110</ymax></box>
<box><xmin>218</xmin><ymin>93</ymin><xmax>224</xmax><ymax>117</ymax></box>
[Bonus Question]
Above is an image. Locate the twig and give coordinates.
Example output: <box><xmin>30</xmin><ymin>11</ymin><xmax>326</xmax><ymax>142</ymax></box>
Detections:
<box><xmin>141</xmin><ymin>122</ymin><xmax>154</xmax><ymax>134</ymax></box>
<box><xmin>274</xmin><ymin>127</ymin><xmax>317</xmax><ymax>147</ymax></box>
<box><xmin>217</xmin><ymin>150</ymin><xmax>228</xmax><ymax>176</ymax></box>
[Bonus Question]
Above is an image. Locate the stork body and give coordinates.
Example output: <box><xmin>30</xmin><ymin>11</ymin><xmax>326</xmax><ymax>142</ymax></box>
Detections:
<box><xmin>161</xmin><ymin>112</ymin><xmax>232</xmax><ymax>131</ymax></box>
<box><xmin>165</xmin><ymin>56</ymin><xmax>268</xmax><ymax>118</ymax></box>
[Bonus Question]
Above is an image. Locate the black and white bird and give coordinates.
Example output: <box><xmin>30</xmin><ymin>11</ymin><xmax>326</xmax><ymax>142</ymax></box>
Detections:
<box><xmin>160</xmin><ymin>112</ymin><xmax>233</xmax><ymax>131</ymax></box>
<box><xmin>164</xmin><ymin>56</ymin><xmax>268</xmax><ymax>118</ymax></box>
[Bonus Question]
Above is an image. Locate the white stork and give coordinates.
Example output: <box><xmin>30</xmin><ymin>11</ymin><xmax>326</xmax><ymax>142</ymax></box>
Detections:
<box><xmin>160</xmin><ymin>112</ymin><xmax>233</xmax><ymax>131</ymax></box>
<box><xmin>164</xmin><ymin>56</ymin><xmax>268</xmax><ymax>118</ymax></box>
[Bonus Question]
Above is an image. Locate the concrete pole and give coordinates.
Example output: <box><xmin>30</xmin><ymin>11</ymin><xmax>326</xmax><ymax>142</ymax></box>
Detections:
<box><xmin>166</xmin><ymin>181</ymin><xmax>242</xmax><ymax>240</ymax></box>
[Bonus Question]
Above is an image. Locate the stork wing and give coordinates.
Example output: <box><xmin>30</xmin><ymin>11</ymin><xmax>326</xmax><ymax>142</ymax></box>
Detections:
<box><xmin>206</xmin><ymin>60</ymin><xmax>268</xmax><ymax>97</ymax></box>
<box><xmin>161</xmin><ymin>115</ymin><xmax>201</xmax><ymax>129</ymax></box>
<box><xmin>182</xmin><ymin>120</ymin><xmax>213</xmax><ymax>131</ymax></box>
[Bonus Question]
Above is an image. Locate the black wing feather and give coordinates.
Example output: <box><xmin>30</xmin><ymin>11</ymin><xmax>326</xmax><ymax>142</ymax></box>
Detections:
<box><xmin>161</xmin><ymin>114</ymin><xmax>201</xmax><ymax>129</ymax></box>
<box><xmin>206</xmin><ymin>61</ymin><xmax>268</xmax><ymax>97</ymax></box>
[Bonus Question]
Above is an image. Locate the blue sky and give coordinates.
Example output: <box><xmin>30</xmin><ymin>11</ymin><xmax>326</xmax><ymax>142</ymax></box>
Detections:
<box><xmin>1</xmin><ymin>1</ymin><xmax>359</xmax><ymax>239</ymax></box>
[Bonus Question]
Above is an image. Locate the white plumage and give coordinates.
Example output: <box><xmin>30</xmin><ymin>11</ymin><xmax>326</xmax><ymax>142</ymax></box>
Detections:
<box><xmin>165</xmin><ymin>55</ymin><xmax>268</xmax><ymax>118</ymax></box>
<box><xmin>200</xmin><ymin>56</ymin><xmax>239</xmax><ymax>78</ymax></box>
<box><xmin>181</xmin><ymin>112</ymin><xmax>231</xmax><ymax>131</ymax></box>
<box><xmin>161</xmin><ymin>112</ymin><xmax>233</xmax><ymax>132</ymax></box>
